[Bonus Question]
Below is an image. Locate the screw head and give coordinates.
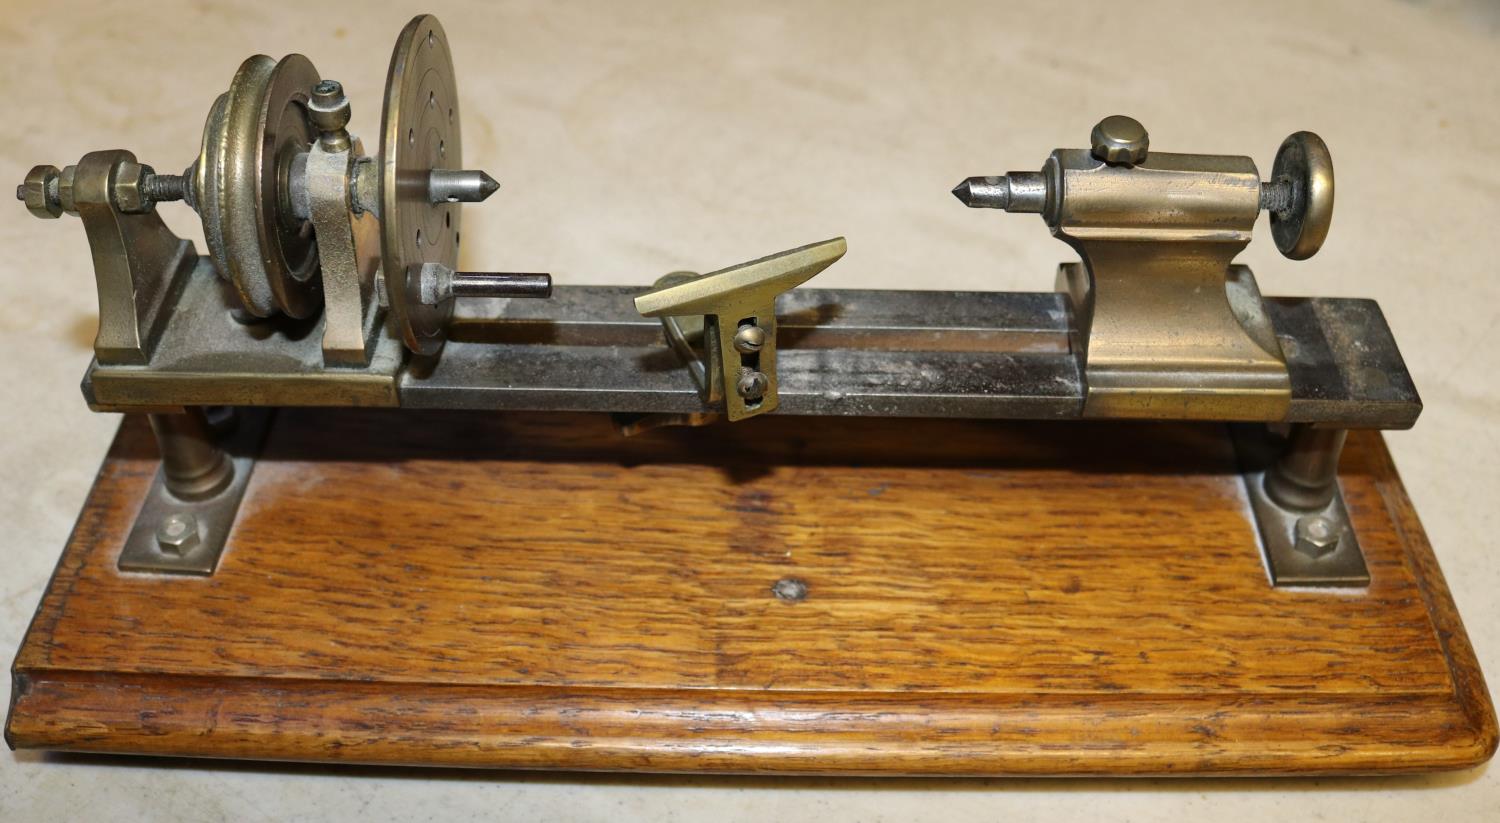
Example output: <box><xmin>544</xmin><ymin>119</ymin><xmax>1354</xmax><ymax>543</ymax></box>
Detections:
<box><xmin>21</xmin><ymin>165</ymin><xmax>63</xmax><ymax>219</ymax></box>
<box><xmin>733</xmin><ymin>324</ymin><xmax>767</xmax><ymax>354</ymax></box>
<box><xmin>1091</xmin><ymin>115</ymin><xmax>1150</xmax><ymax>166</ymax></box>
<box><xmin>156</xmin><ymin>513</ymin><xmax>202</xmax><ymax>557</ymax></box>
<box><xmin>1293</xmin><ymin>514</ymin><xmax>1341</xmax><ymax>559</ymax></box>
<box><xmin>735</xmin><ymin>368</ymin><xmax>770</xmax><ymax>399</ymax></box>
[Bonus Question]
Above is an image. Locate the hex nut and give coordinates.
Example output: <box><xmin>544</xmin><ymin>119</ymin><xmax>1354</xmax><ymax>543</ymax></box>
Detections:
<box><xmin>112</xmin><ymin>161</ymin><xmax>156</xmax><ymax>214</ymax></box>
<box><xmin>21</xmin><ymin>165</ymin><xmax>63</xmax><ymax>219</ymax></box>
<box><xmin>56</xmin><ymin>165</ymin><xmax>78</xmax><ymax>214</ymax></box>
<box><xmin>1293</xmin><ymin>514</ymin><xmax>1341</xmax><ymax>559</ymax></box>
<box><xmin>156</xmin><ymin>512</ymin><xmax>202</xmax><ymax>557</ymax></box>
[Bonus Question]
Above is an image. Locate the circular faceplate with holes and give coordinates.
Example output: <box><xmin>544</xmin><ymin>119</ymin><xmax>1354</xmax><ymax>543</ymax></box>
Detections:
<box><xmin>381</xmin><ymin>14</ymin><xmax>463</xmax><ymax>355</ymax></box>
<box><xmin>197</xmin><ymin>53</ymin><xmax>321</xmax><ymax>318</ymax></box>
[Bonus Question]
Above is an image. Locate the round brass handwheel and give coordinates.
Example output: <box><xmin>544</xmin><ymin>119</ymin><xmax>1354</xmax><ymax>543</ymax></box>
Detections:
<box><xmin>1269</xmin><ymin>131</ymin><xmax>1334</xmax><ymax>261</ymax></box>
<box><xmin>195</xmin><ymin>53</ymin><xmax>322</xmax><ymax>318</ymax></box>
<box><xmin>381</xmin><ymin>14</ymin><xmax>464</xmax><ymax>355</ymax></box>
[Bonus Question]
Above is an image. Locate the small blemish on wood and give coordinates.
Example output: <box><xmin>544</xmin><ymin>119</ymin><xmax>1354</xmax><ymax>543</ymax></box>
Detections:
<box><xmin>771</xmin><ymin>578</ymin><xmax>808</xmax><ymax>603</ymax></box>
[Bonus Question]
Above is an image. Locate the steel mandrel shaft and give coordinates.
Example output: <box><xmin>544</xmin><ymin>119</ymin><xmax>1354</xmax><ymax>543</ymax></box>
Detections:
<box><xmin>450</xmin><ymin>271</ymin><xmax>552</xmax><ymax>299</ymax></box>
<box><xmin>428</xmin><ymin>169</ymin><xmax>500</xmax><ymax>203</ymax></box>
<box><xmin>412</xmin><ymin>262</ymin><xmax>551</xmax><ymax>306</ymax></box>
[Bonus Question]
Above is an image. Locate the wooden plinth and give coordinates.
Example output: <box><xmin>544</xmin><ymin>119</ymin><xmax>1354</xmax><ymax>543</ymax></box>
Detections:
<box><xmin>7</xmin><ymin>410</ymin><xmax>1496</xmax><ymax>775</ymax></box>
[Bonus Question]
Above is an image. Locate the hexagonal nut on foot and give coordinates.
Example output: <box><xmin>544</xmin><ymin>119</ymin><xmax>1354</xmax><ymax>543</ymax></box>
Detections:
<box><xmin>156</xmin><ymin>512</ymin><xmax>202</xmax><ymax>556</ymax></box>
<box><xmin>20</xmin><ymin>165</ymin><xmax>63</xmax><ymax>218</ymax></box>
<box><xmin>112</xmin><ymin>161</ymin><xmax>157</xmax><ymax>214</ymax></box>
<box><xmin>1293</xmin><ymin>514</ymin><xmax>1342</xmax><ymax>559</ymax></box>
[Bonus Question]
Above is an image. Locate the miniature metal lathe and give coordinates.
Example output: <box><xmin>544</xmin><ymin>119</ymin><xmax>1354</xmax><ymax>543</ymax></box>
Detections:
<box><xmin>7</xmin><ymin>15</ymin><xmax>1493</xmax><ymax>777</ymax></box>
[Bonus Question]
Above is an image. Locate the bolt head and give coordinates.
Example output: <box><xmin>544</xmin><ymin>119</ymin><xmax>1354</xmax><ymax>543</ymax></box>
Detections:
<box><xmin>156</xmin><ymin>513</ymin><xmax>202</xmax><ymax>557</ymax></box>
<box><xmin>1293</xmin><ymin>514</ymin><xmax>1342</xmax><ymax>559</ymax></box>
<box><xmin>112</xmin><ymin>161</ymin><xmax>156</xmax><ymax>214</ymax></box>
<box><xmin>21</xmin><ymin>165</ymin><xmax>63</xmax><ymax>219</ymax></box>
<box><xmin>308</xmin><ymin>79</ymin><xmax>352</xmax><ymax>134</ymax></box>
<box><xmin>1091</xmin><ymin>115</ymin><xmax>1150</xmax><ymax>166</ymax></box>
<box><xmin>733</xmin><ymin>324</ymin><xmax>767</xmax><ymax>354</ymax></box>
<box><xmin>735</xmin><ymin>368</ymin><xmax>770</xmax><ymax>399</ymax></box>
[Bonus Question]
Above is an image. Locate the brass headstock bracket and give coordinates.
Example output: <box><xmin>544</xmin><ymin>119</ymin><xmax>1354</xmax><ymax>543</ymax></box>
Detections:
<box><xmin>19</xmin><ymin>13</ymin><xmax>550</xmax><ymax>372</ymax></box>
<box><xmin>953</xmin><ymin>116</ymin><xmax>1335</xmax><ymax>421</ymax></box>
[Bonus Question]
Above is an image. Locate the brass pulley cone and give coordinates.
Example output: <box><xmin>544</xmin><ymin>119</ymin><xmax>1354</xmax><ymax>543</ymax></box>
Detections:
<box><xmin>195</xmin><ymin>53</ymin><xmax>323</xmax><ymax>319</ymax></box>
<box><xmin>381</xmin><ymin>14</ymin><xmax>465</xmax><ymax>355</ymax></box>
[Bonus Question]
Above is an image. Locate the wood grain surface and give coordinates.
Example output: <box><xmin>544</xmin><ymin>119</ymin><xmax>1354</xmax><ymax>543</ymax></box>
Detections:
<box><xmin>6</xmin><ymin>411</ymin><xmax>1496</xmax><ymax>775</ymax></box>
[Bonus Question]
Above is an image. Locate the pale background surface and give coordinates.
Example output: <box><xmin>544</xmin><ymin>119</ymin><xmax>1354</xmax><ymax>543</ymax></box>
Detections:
<box><xmin>2</xmin><ymin>0</ymin><xmax>1498</xmax><ymax>819</ymax></box>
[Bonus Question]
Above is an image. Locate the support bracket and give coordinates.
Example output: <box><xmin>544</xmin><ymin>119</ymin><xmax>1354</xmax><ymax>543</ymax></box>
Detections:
<box><xmin>1234</xmin><ymin>425</ymin><xmax>1370</xmax><ymax>587</ymax></box>
<box><xmin>117</xmin><ymin>409</ymin><xmax>271</xmax><ymax>575</ymax></box>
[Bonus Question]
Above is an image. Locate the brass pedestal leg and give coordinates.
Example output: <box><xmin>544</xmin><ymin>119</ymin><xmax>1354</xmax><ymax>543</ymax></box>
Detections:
<box><xmin>149</xmin><ymin>409</ymin><xmax>235</xmax><ymax>500</ymax></box>
<box><xmin>118</xmin><ymin>408</ymin><xmax>268</xmax><ymax>575</ymax></box>
<box><xmin>1240</xmin><ymin>424</ymin><xmax>1369</xmax><ymax>587</ymax></box>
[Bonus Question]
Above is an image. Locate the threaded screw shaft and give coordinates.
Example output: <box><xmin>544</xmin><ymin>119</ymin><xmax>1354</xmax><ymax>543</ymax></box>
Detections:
<box><xmin>142</xmin><ymin>173</ymin><xmax>188</xmax><ymax>203</ymax></box>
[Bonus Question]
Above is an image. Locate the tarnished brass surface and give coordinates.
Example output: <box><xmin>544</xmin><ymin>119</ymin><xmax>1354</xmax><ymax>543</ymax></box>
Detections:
<box><xmin>197</xmin><ymin>54</ymin><xmax>322</xmax><ymax>318</ymax></box>
<box><xmin>20</xmin><ymin>164</ymin><xmax>63</xmax><ymax>218</ymax></box>
<box><xmin>12</xmin><ymin>23</ymin><xmax>1410</xmax><ymax>435</ymax></box>
<box><xmin>307</xmin><ymin>137</ymin><xmax>381</xmax><ymax>366</ymax></box>
<box><xmin>72</xmin><ymin>151</ymin><xmax>198</xmax><ymax>366</ymax></box>
<box><xmin>635</xmin><ymin>238</ymin><xmax>847</xmax><ymax>421</ymax></box>
<box><xmin>950</xmin><ymin>119</ymin><xmax>1351</xmax><ymax>421</ymax></box>
<box><xmin>85</xmin><ymin>261</ymin><xmax>401</xmax><ymax>410</ymax></box>
<box><xmin>381</xmin><ymin>14</ymin><xmax>464</xmax><ymax>355</ymax></box>
<box><xmin>1046</xmin><ymin>147</ymin><xmax>1290</xmax><ymax>420</ymax></box>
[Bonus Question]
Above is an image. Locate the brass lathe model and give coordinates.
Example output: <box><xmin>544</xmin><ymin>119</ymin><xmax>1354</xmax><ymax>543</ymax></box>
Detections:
<box><xmin>7</xmin><ymin>14</ymin><xmax>1492</xmax><ymax>777</ymax></box>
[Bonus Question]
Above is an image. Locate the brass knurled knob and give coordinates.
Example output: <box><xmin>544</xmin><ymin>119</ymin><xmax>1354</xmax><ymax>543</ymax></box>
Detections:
<box><xmin>1090</xmin><ymin>115</ymin><xmax>1150</xmax><ymax>166</ymax></box>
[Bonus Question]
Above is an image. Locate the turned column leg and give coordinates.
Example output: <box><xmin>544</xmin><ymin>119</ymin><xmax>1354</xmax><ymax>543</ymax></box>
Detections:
<box><xmin>1264</xmin><ymin>425</ymin><xmax>1346</xmax><ymax>512</ymax></box>
<box><xmin>118</xmin><ymin>408</ymin><xmax>265</xmax><ymax>575</ymax></box>
<box><xmin>149</xmin><ymin>408</ymin><xmax>235</xmax><ymax>500</ymax></box>
<box><xmin>1238</xmin><ymin>423</ymin><xmax>1369</xmax><ymax>587</ymax></box>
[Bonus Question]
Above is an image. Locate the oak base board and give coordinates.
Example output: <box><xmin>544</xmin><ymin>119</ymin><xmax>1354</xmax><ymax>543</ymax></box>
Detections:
<box><xmin>8</xmin><ymin>410</ymin><xmax>1496</xmax><ymax>775</ymax></box>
